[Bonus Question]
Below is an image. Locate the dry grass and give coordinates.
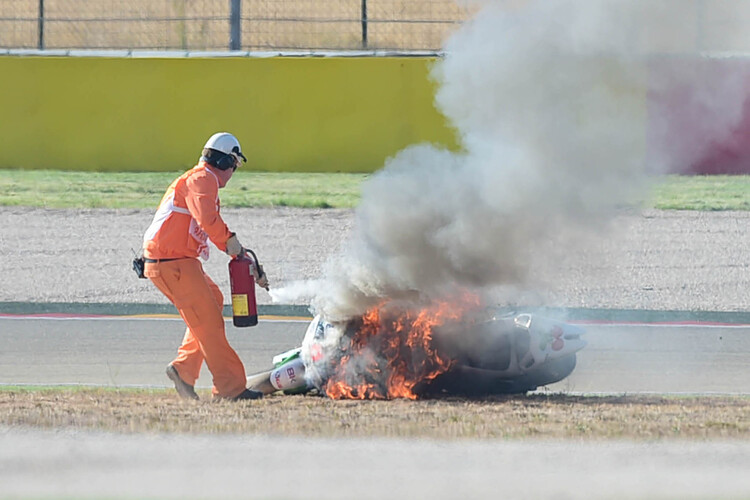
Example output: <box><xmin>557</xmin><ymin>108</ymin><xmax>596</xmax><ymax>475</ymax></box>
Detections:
<box><xmin>2</xmin><ymin>388</ymin><xmax>749</xmax><ymax>440</ymax></box>
<box><xmin>6</xmin><ymin>2</ymin><xmax>750</xmax><ymax>53</ymax></box>
<box><xmin>0</xmin><ymin>0</ymin><xmax>472</xmax><ymax>51</ymax></box>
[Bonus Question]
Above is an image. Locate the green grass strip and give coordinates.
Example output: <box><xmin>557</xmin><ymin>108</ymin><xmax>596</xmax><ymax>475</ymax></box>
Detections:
<box><xmin>0</xmin><ymin>169</ymin><xmax>367</xmax><ymax>209</ymax></box>
<box><xmin>0</xmin><ymin>385</ymin><xmax>169</xmax><ymax>394</ymax></box>
<box><xmin>0</xmin><ymin>169</ymin><xmax>748</xmax><ymax>210</ymax></box>
<box><xmin>648</xmin><ymin>174</ymin><xmax>750</xmax><ymax>211</ymax></box>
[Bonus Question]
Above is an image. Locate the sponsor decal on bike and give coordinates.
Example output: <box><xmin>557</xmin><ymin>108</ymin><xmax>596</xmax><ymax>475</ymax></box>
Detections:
<box><xmin>286</xmin><ymin>366</ymin><xmax>297</xmax><ymax>385</ymax></box>
<box><xmin>539</xmin><ymin>324</ymin><xmax>565</xmax><ymax>352</ymax></box>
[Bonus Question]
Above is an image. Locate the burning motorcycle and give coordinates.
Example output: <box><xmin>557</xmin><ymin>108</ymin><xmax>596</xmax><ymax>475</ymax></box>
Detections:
<box><xmin>247</xmin><ymin>300</ymin><xmax>586</xmax><ymax>400</ymax></box>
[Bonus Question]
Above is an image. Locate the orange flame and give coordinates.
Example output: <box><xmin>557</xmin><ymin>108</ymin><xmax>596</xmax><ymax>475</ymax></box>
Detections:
<box><xmin>324</xmin><ymin>291</ymin><xmax>482</xmax><ymax>400</ymax></box>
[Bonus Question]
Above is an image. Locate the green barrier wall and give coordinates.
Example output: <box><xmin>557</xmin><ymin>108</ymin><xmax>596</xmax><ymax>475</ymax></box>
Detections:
<box><xmin>0</xmin><ymin>56</ymin><xmax>458</xmax><ymax>173</ymax></box>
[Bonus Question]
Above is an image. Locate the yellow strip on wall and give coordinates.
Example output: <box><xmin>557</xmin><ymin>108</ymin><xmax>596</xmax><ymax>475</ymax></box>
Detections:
<box><xmin>0</xmin><ymin>56</ymin><xmax>458</xmax><ymax>173</ymax></box>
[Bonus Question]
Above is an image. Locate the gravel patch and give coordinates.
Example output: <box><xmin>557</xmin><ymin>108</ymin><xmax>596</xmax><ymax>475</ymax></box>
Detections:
<box><xmin>0</xmin><ymin>207</ymin><xmax>748</xmax><ymax>312</ymax></box>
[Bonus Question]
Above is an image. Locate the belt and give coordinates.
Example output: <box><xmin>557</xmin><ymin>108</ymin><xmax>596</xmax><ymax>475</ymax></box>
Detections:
<box><xmin>144</xmin><ymin>258</ymin><xmax>181</xmax><ymax>263</ymax></box>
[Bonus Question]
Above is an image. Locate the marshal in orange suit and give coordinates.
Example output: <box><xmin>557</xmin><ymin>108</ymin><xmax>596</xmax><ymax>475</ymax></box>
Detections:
<box><xmin>142</xmin><ymin>132</ymin><xmax>269</xmax><ymax>401</ymax></box>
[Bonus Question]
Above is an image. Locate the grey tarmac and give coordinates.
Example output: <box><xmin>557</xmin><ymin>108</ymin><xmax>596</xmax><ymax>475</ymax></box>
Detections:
<box><xmin>2</xmin><ymin>317</ymin><xmax>749</xmax><ymax>395</ymax></box>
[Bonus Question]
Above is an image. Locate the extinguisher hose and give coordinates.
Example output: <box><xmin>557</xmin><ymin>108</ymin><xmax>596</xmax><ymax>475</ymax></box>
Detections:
<box><xmin>244</xmin><ymin>248</ymin><xmax>269</xmax><ymax>290</ymax></box>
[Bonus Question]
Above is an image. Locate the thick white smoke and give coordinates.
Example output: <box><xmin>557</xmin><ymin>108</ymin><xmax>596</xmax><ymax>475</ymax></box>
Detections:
<box><xmin>298</xmin><ymin>0</ymin><xmax>750</xmax><ymax>321</ymax></box>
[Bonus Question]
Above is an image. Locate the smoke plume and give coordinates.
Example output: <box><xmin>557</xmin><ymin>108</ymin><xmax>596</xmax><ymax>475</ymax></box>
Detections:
<box><xmin>302</xmin><ymin>0</ymin><xmax>749</xmax><ymax>321</ymax></box>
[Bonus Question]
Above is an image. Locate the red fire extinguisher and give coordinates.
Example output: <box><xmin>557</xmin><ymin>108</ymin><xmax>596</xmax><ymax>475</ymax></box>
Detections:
<box><xmin>228</xmin><ymin>248</ymin><xmax>267</xmax><ymax>327</ymax></box>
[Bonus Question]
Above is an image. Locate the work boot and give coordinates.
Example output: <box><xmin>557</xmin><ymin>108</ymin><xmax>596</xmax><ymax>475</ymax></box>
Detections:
<box><xmin>233</xmin><ymin>388</ymin><xmax>263</xmax><ymax>400</ymax></box>
<box><xmin>165</xmin><ymin>364</ymin><xmax>199</xmax><ymax>400</ymax></box>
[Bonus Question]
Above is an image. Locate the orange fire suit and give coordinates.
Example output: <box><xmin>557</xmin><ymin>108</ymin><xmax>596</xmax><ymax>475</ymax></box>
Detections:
<box><xmin>143</xmin><ymin>161</ymin><xmax>246</xmax><ymax>399</ymax></box>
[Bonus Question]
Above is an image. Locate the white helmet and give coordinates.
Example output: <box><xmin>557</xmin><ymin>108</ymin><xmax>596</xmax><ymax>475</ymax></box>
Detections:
<box><xmin>203</xmin><ymin>132</ymin><xmax>247</xmax><ymax>168</ymax></box>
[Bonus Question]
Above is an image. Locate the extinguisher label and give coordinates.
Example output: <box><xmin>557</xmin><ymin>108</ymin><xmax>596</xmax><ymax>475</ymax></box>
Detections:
<box><xmin>232</xmin><ymin>294</ymin><xmax>249</xmax><ymax>316</ymax></box>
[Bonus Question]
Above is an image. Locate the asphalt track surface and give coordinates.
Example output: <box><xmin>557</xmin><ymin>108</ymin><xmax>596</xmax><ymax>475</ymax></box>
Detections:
<box><xmin>1</xmin><ymin>316</ymin><xmax>749</xmax><ymax>395</ymax></box>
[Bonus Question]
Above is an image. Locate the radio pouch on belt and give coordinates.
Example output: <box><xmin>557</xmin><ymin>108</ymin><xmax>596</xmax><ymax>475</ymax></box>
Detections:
<box><xmin>132</xmin><ymin>255</ymin><xmax>146</xmax><ymax>279</ymax></box>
